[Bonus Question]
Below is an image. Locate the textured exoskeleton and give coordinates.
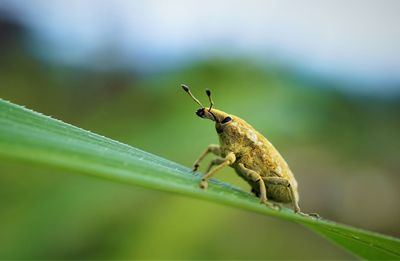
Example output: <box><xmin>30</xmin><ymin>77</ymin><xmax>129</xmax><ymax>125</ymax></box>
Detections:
<box><xmin>182</xmin><ymin>84</ymin><xmax>317</xmax><ymax>217</ymax></box>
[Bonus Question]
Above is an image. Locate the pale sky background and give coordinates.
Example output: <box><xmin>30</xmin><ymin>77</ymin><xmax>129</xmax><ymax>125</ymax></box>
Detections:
<box><xmin>2</xmin><ymin>0</ymin><xmax>400</xmax><ymax>93</ymax></box>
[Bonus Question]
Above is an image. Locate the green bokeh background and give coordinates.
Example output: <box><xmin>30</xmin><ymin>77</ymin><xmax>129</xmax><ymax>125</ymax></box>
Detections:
<box><xmin>1</xmin><ymin>15</ymin><xmax>399</xmax><ymax>260</ymax></box>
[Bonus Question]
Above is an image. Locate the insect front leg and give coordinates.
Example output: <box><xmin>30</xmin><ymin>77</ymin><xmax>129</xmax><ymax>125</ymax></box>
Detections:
<box><xmin>205</xmin><ymin>157</ymin><xmax>225</xmax><ymax>173</ymax></box>
<box><xmin>199</xmin><ymin>152</ymin><xmax>235</xmax><ymax>189</ymax></box>
<box><xmin>237</xmin><ymin>163</ymin><xmax>279</xmax><ymax>210</ymax></box>
<box><xmin>192</xmin><ymin>144</ymin><xmax>221</xmax><ymax>171</ymax></box>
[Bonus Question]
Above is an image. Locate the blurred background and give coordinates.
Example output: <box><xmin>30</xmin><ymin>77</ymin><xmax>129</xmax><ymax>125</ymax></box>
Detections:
<box><xmin>0</xmin><ymin>0</ymin><xmax>399</xmax><ymax>259</ymax></box>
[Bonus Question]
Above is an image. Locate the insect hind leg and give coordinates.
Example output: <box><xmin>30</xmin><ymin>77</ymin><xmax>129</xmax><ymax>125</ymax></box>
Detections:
<box><xmin>237</xmin><ymin>164</ymin><xmax>280</xmax><ymax>210</ymax></box>
<box><xmin>251</xmin><ymin>188</ymin><xmax>260</xmax><ymax>197</ymax></box>
<box><xmin>263</xmin><ymin>177</ymin><xmax>301</xmax><ymax>213</ymax></box>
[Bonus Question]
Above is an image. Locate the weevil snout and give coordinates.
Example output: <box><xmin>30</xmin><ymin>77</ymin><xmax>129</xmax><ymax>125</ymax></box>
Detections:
<box><xmin>196</xmin><ymin>108</ymin><xmax>205</xmax><ymax>117</ymax></box>
<box><xmin>196</xmin><ymin>107</ymin><xmax>216</xmax><ymax>121</ymax></box>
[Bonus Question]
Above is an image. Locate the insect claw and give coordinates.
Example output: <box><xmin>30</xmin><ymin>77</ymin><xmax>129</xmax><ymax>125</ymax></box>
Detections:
<box><xmin>298</xmin><ymin>212</ymin><xmax>321</xmax><ymax>219</ymax></box>
<box><xmin>261</xmin><ymin>200</ymin><xmax>281</xmax><ymax>211</ymax></box>
<box><xmin>308</xmin><ymin>212</ymin><xmax>321</xmax><ymax>219</ymax></box>
<box><xmin>199</xmin><ymin>180</ymin><xmax>208</xmax><ymax>190</ymax></box>
<box><xmin>192</xmin><ymin>164</ymin><xmax>199</xmax><ymax>172</ymax></box>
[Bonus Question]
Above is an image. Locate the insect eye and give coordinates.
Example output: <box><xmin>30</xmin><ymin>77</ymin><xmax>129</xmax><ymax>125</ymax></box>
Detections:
<box><xmin>221</xmin><ymin>116</ymin><xmax>232</xmax><ymax>124</ymax></box>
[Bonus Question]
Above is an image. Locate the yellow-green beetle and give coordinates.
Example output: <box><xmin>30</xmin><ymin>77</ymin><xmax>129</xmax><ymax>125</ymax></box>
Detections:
<box><xmin>182</xmin><ymin>84</ymin><xmax>317</xmax><ymax>217</ymax></box>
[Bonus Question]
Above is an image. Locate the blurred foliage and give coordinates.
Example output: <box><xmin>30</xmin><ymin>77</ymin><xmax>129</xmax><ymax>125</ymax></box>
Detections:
<box><xmin>2</xmin><ymin>98</ymin><xmax>400</xmax><ymax>260</ymax></box>
<box><xmin>0</xmin><ymin>16</ymin><xmax>399</xmax><ymax>259</ymax></box>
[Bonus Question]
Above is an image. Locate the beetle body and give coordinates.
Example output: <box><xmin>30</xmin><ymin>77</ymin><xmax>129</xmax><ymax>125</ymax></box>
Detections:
<box><xmin>182</xmin><ymin>84</ymin><xmax>312</xmax><ymax>215</ymax></box>
<box><xmin>215</xmin><ymin>109</ymin><xmax>298</xmax><ymax>204</ymax></box>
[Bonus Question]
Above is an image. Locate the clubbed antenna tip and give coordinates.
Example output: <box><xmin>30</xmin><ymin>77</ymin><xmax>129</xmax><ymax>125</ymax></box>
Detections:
<box><xmin>205</xmin><ymin>88</ymin><xmax>217</xmax><ymax>122</ymax></box>
<box><xmin>181</xmin><ymin>84</ymin><xmax>204</xmax><ymax>108</ymax></box>
<box><xmin>181</xmin><ymin>84</ymin><xmax>189</xmax><ymax>92</ymax></box>
<box><xmin>205</xmin><ymin>88</ymin><xmax>215</xmax><ymax>112</ymax></box>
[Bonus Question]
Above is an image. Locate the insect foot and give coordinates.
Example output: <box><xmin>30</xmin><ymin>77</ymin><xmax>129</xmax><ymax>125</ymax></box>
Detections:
<box><xmin>261</xmin><ymin>200</ymin><xmax>281</xmax><ymax>211</ymax></box>
<box><xmin>199</xmin><ymin>179</ymin><xmax>208</xmax><ymax>190</ymax></box>
<box><xmin>307</xmin><ymin>212</ymin><xmax>321</xmax><ymax>219</ymax></box>
<box><xmin>298</xmin><ymin>212</ymin><xmax>321</xmax><ymax>219</ymax></box>
<box><xmin>192</xmin><ymin>163</ymin><xmax>199</xmax><ymax>172</ymax></box>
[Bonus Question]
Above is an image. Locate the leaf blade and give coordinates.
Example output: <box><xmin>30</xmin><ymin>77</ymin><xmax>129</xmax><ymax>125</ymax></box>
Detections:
<box><xmin>0</xmin><ymin>99</ymin><xmax>399</xmax><ymax>260</ymax></box>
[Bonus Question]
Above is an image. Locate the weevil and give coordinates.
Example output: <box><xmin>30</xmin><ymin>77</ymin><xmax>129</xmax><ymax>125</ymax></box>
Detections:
<box><xmin>181</xmin><ymin>84</ymin><xmax>318</xmax><ymax>217</ymax></box>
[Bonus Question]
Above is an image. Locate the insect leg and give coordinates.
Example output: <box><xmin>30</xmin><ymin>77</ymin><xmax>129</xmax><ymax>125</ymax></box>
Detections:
<box><xmin>237</xmin><ymin>164</ymin><xmax>279</xmax><ymax>210</ymax></box>
<box><xmin>192</xmin><ymin>144</ymin><xmax>221</xmax><ymax>171</ymax></box>
<box><xmin>262</xmin><ymin>177</ymin><xmax>290</xmax><ymax>186</ymax></box>
<box><xmin>199</xmin><ymin>152</ymin><xmax>235</xmax><ymax>189</ymax></box>
<box><xmin>205</xmin><ymin>157</ymin><xmax>225</xmax><ymax>173</ymax></box>
<box><xmin>263</xmin><ymin>177</ymin><xmax>300</xmax><ymax>213</ymax></box>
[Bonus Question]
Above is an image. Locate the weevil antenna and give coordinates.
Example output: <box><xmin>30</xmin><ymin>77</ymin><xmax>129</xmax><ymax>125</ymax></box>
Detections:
<box><xmin>181</xmin><ymin>84</ymin><xmax>204</xmax><ymax>108</ymax></box>
<box><xmin>206</xmin><ymin>89</ymin><xmax>214</xmax><ymax>111</ymax></box>
<box><xmin>205</xmin><ymin>89</ymin><xmax>219</xmax><ymax>123</ymax></box>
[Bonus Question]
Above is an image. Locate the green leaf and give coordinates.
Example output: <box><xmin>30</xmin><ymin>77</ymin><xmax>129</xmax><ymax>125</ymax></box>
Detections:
<box><xmin>0</xmin><ymin>98</ymin><xmax>399</xmax><ymax>260</ymax></box>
